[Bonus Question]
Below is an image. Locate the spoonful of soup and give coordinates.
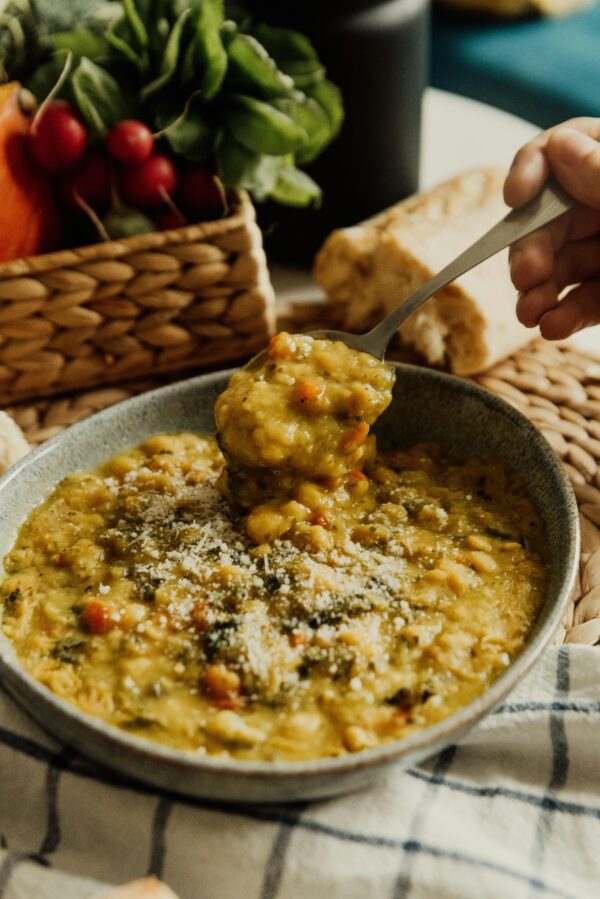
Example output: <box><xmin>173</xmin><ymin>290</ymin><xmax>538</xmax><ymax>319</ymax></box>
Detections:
<box><xmin>215</xmin><ymin>332</ymin><xmax>395</xmax><ymax>543</ymax></box>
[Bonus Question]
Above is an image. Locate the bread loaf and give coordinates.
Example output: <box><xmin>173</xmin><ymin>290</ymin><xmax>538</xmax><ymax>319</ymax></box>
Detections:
<box><xmin>0</xmin><ymin>410</ymin><xmax>29</xmax><ymax>475</ymax></box>
<box><xmin>98</xmin><ymin>876</ymin><xmax>180</xmax><ymax>899</ymax></box>
<box><xmin>314</xmin><ymin>167</ymin><xmax>532</xmax><ymax>375</ymax></box>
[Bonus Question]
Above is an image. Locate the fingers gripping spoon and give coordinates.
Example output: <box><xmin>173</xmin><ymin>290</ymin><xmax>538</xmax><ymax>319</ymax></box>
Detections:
<box><xmin>311</xmin><ymin>178</ymin><xmax>573</xmax><ymax>358</ymax></box>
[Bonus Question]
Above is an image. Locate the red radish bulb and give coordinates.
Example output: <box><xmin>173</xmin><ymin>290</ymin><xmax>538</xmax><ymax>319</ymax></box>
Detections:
<box><xmin>154</xmin><ymin>210</ymin><xmax>187</xmax><ymax>231</ymax></box>
<box><xmin>118</xmin><ymin>153</ymin><xmax>177</xmax><ymax>208</ymax></box>
<box><xmin>178</xmin><ymin>166</ymin><xmax>224</xmax><ymax>219</ymax></box>
<box><xmin>59</xmin><ymin>154</ymin><xmax>111</xmax><ymax>209</ymax></box>
<box><xmin>30</xmin><ymin>100</ymin><xmax>88</xmax><ymax>173</ymax></box>
<box><xmin>107</xmin><ymin>120</ymin><xmax>154</xmax><ymax>164</ymax></box>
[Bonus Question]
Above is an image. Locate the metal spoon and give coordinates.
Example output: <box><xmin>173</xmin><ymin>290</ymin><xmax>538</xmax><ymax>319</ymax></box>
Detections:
<box><xmin>311</xmin><ymin>177</ymin><xmax>573</xmax><ymax>359</ymax></box>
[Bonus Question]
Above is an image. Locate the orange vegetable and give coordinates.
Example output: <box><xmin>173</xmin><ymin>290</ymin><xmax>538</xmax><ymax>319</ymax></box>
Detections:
<box><xmin>350</xmin><ymin>469</ymin><xmax>367</xmax><ymax>481</ymax></box>
<box><xmin>202</xmin><ymin>663</ymin><xmax>242</xmax><ymax>702</ymax></box>
<box><xmin>0</xmin><ymin>83</ymin><xmax>60</xmax><ymax>263</ymax></box>
<box><xmin>311</xmin><ymin>511</ymin><xmax>330</xmax><ymax>528</ymax></box>
<box><xmin>341</xmin><ymin>422</ymin><xmax>369</xmax><ymax>454</ymax></box>
<box><xmin>83</xmin><ymin>599</ymin><xmax>121</xmax><ymax>635</ymax></box>
<box><xmin>294</xmin><ymin>377</ymin><xmax>326</xmax><ymax>406</ymax></box>
<box><xmin>267</xmin><ymin>331</ymin><xmax>296</xmax><ymax>360</ymax></box>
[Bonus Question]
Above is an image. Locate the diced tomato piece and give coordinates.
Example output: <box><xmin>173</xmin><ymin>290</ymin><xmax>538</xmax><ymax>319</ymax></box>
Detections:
<box><xmin>350</xmin><ymin>469</ymin><xmax>368</xmax><ymax>481</ymax></box>
<box><xmin>311</xmin><ymin>511</ymin><xmax>330</xmax><ymax>528</ymax></box>
<box><xmin>294</xmin><ymin>377</ymin><xmax>325</xmax><ymax>406</ymax></box>
<box><xmin>82</xmin><ymin>599</ymin><xmax>120</xmax><ymax>635</ymax></box>
<box><xmin>202</xmin><ymin>663</ymin><xmax>241</xmax><ymax>701</ymax></box>
<box><xmin>341</xmin><ymin>422</ymin><xmax>369</xmax><ymax>454</ymax></box>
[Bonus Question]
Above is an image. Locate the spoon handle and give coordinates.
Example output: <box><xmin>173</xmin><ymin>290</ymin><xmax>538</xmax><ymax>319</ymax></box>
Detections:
<box><xmin>363</xmin><ymin>177</ymin><xmax>573</xmax><ymax>358</ymax></box>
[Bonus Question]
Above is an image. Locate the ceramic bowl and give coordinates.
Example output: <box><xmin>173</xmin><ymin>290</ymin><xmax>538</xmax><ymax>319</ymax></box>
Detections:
<box><xmin>0</xmin><ymin>365</ymin><xmax>579</xmax><ymax>803</ymax></box>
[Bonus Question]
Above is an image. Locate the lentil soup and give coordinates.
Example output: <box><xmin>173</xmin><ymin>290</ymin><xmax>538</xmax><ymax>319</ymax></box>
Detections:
<box><xmin>1</xmin><ymin>432</ymin><xmax>545</xmax><ymax>762</ymax></box>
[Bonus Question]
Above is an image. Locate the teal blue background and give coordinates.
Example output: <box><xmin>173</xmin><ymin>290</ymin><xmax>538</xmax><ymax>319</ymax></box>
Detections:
<box><xmin>431</xmin><ymin>4</ymin><xmax>600</xmax><ymax>127</ymax></box>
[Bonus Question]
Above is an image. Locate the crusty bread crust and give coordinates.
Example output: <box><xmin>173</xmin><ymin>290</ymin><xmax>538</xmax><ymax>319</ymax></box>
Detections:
<box><xmin>0</xmin><ymin>410</ymin><xmax>29</xmax><ymax>475</ymax></box>
<box><xmin>314</xmin><ymin>167</ymin><xmax>532</xmax><ymax>375</ymax></box>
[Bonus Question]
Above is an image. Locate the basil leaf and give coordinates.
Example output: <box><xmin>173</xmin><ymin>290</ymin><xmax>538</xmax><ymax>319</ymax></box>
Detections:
<box><xmin>183</xmin><ymin>0</ymin><xmax>227</xmax><ymax>100</ymax></box>
<box><xmin>225</xmin><ymin>95</ymin><xmax>306</xmax><ymax>156</ymax></box>
<box><xmin>225</xmin><ymin>33</ymin><xmax>294</xmax><ymax>99</ymax></box>
<box><xmin>216</xmin><ymin>132</ymin><xmax>286</xmax><ymax>200</ymax></box>
<box><xmin>307</xmin><ymin>79</ymin><xmax>344</xmax><ymax>140</ymax></box>
<box><xmin>273</xmin><ymin>96</ymin><xmax>331</xmax><ymax>165</ymax></box>
<box><xmin>141</xmin><ymin>6</ymin><xmax>191</xmax><ymax>100</ymax></box>
<box><xmin>270</xmin><ymin>166</ymin><xmax>322</xmax><ymax>208</ymax></box>
<box><xmin>72</xmin><ymin>57</ymin><xmax>128</xmax><ymax>136</ymax></box>
<box><xmin>252</xmin><ymin>24</ymin><xmax>324</xmax><ymax>89</ymax></box>
<box><xmin>123</xmin><ymin>0</ymin><xmax>149</xmax><ymax>49</ymax></box>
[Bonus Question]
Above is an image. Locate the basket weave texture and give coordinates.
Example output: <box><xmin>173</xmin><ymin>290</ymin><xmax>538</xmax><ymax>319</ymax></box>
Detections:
<box><xmin>4</xmin><ymin>325</ymin><xmax>600</xmax><ymax>648</ymax></box>
<box><xmin>0</xmin><ymin>190</ymin><xmax>275</xmax><ymax>404</ymax></box>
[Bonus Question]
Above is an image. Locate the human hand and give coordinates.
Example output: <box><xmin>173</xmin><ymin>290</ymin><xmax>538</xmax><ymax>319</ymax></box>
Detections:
<box><xmin>504</xmin><ymin>117</ymin><xmax>600</xmax><ymax>339</ymax></box>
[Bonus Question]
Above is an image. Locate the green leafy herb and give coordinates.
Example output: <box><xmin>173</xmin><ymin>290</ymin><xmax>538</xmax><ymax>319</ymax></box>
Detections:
<box><xmin>307</xmin><ymin>79</ymin><xmax>344</xmax><ymax>140</ymax></box>
<box><xmin>106</xmin><ymin>14</ymin><xmax>146</xmax><ymax>71</ymax></box>
<box><xmin>163</xmin><ymin>110</ymin><xmax>214</xmax><ymax>162</ymax></box>
<box><xmin>270</xmin><ymin>166</ymin><xmax>322</xmax><ymax>208</ymax></box>
<box><xmin>10</xmin><ymin>0</ymin><xmax>344</xmax><ymax>209</ymax></box>
<box><xmin>224</xmin><ymin>32</ymin><xmax>295</xmax><ymax>99</ymax></box>
<box><xmin>72</xmin><ymin>56</ymin><xmax>129</xmax><ymax>136</ymax></box>
<box><xmin>141</xmin><ymin>6</ymin><xmax>191</xmax><ymax>99</ymax></box>
<box><xmin>225</xmin><ymin>95</ymin><xmax>306</xmax><ymax>156</ymax></box>
<box><xmin>216</xmin><ymin>132</ymin><xmax>286</xmax><ymax>200</ymax></box>
<box><xmin>252</xmin><ymin>24</ymin><xmax>324</xmax><ymax>89</ymax></box>
<box><xmin>183</xmin><ymin>0</ymin><xmax>227</xmax><ymax>101</ymax></box>
<box><xmin>273</xmin><ymin>96</ymin><xmax>331</xmax><ymax>165</ymax></box>
<box><xmin>52</xmin><ymin>637</ymin><xmax>85</xmax><ymax>664</ymax></box>
<box><xmin>122</xmin><ymin>0</ymin><xmax>149</xmax><ymax>50</ymax></box>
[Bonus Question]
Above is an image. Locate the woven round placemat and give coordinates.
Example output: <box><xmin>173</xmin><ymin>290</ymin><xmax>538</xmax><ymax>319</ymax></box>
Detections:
<box><xmin>4</xmin><ymin>326</ymin><xmax>600</xmax><ymax>647</ymax></box>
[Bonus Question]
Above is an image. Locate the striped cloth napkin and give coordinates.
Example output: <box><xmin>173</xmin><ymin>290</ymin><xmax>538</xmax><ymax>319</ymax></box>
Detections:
<box><xmin>0</xmin><ymin>645</ymin><xmax>599</xmax><ymax>899</ymax></box>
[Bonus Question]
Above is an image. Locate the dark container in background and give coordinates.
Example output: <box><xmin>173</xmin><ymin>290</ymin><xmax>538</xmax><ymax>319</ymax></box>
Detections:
<box><xmin>252</xmin><ymin>0</ymin><xmax>430</xmax><ymax>263</ymax></box>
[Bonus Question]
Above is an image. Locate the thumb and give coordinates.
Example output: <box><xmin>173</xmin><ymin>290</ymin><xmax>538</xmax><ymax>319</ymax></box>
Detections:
<box><xmin>547</xmin><ymin>127</ymin><xmax>600</xmax><ymax>209</ymax></box>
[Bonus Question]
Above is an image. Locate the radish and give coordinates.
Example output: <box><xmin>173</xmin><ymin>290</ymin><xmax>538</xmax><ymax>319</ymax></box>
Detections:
<box><xmin>30</xmin><ymin>100</ymin><xmax>88</xmax><ymax>173</ymax></box>
<box><xmin>178</xmin><ymin>166</ymin><xmax>225</xmax><ymax>219</ymax></box>
<box><xmin>153</xmin><ymin>210</ymin><xmax>187</xmax><ymax>231</ymax></box>
<box><xmin>59</xmin><ymin>154</ymin><xmax>111</xmax><ymax>209</ymax></box>
<box><xmin>118</xmin><ymin>153</ymin><xmax>177</xmax><ymax>208</ymax></box>
<box><xmin>107</xmin><ymin>120</ymin><xmax>154</xmax><ymax>165</ymax></box>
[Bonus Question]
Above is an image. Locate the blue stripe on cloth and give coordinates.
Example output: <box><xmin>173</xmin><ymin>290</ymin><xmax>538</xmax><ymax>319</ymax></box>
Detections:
<box><xmin>38</xmin><ymin>764</ymin><xmax>62</xmax><ymax>857</ymax></box>
<box><xmin>529</xmin><ymin>647</ymin><xmax>570</xmax><ymax>895</ymax></box>
<box><xmin>393</xmin><ymin>746</ymin><xmax>457</xmax><ymax>899</ymax></box>
<box><xmin>147</xmin><ymin>796</ymin><xmax>172</xmax><ymax>879</ymax></box>
<box><xmin>3</xmin><ymin>722</ymin><xmax>600</xmax><ymax>826</ymax></box>
<box><xmin>0</xmin><ymin>724</ymin><xmax>586</xmax><ymax>899</ymax></box>
<box><xmin>494</xmin><ymin>701</ymin><xmax>600</xmax><ymax>716</ymax></box>
<box><xmin>405</xmin><ymin>769</ymin><xmax>600</xmax><ymax>819</ymax></box>
<box><xmin>260</xmin><ymin>819</ymin><xmax>297</xmax><ymax>899</ymax></box>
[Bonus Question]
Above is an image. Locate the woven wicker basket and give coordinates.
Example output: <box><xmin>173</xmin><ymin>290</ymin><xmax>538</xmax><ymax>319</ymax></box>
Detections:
<box><xmin>0</xmin><ymin>190</ymin><xmax>275</xmax><ymax>404</ymax></box>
